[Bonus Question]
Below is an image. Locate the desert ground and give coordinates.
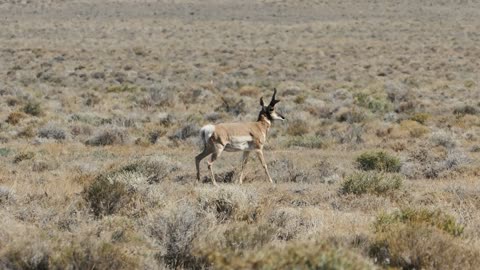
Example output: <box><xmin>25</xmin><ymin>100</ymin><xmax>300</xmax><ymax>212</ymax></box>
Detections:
<box><xmin>1</xmin><ymin>0</ymin><xmax>480</xmax><ymax>269</ymax></box>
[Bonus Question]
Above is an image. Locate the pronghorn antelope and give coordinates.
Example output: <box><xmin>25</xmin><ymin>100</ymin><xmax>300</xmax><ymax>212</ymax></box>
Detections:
<box><xmin>195</xmin><ymin>89</ymin><xmax>285</xmax><ymax>186</ymax></box>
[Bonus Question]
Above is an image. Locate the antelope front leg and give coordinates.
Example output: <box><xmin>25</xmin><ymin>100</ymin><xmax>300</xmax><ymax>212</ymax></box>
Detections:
<box><xmin>255</xmin><ymin>150</ymin><xmax>274</xmax><ymax>184</ymax></box>
<box><xmin>238</xmin><ymin>151</ymin><xmax>250</xmax><ymax>184</ymax></box>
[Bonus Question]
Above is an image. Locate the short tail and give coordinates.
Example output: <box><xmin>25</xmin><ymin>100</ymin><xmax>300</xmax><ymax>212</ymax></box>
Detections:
<box><xmin>199</xmin><ymin>124</ymin><xmax>215</xmax><ymax>148</ymax></box>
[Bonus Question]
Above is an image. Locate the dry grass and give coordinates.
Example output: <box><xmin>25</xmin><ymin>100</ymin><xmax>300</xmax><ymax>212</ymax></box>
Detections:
<box><xmin>1</xmin><ymin>0</ymin><xmax>480</xmax><ymax>269</ymax></box>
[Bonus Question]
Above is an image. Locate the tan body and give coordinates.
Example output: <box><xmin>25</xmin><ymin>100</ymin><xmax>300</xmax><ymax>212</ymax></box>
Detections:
<box><xmin>195</xmin><ymin>89</ymin><xmax>284</xmax><ymax>185</ymax></box>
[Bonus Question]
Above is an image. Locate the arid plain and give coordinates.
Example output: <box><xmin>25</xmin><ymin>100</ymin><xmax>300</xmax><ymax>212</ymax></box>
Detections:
<box><xmin>1</xmin><ymin>0</ymin><xmax>480</xmax><ymax>269</ymax></box>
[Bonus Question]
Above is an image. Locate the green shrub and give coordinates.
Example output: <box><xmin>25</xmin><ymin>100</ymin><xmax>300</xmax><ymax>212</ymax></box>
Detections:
<box><xmin>354</xmin><ymin>92</ymin><xmax>392</xmax><ymax>114</ymax></box>
<box><xmin>374</xmin><ymin>208</ymin><xmax>464</xmax><ymax>237</ymax></box>
<box><xmin>23</xmin><ymin>100</ymin><xmax>42</xmax><ymax>116</ymax></box>
<box><xmin>0</xmin><ymin>147</ymin><xmax>11</xmax><ymax>157</ymax></box>
<box><xmin>83</xmin><ymin>175</ymin><xmax>134</xmax><ymax>217</ymax></box>
<box><xmin>355</xmin><ymin>150</ymin><xmax>401</xmax><ymax>172</ymax></box>
<box><xmin>340</xmin><ymin>171</ymin><xmax>402</xmax><ymax>195</ymax></box>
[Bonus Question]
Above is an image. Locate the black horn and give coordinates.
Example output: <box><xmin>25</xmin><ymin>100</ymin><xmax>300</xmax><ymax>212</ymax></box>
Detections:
<box><xmin>269</xmin><ymin>88</ymin><xmax>280</xmax><ymax>106</ymax></box>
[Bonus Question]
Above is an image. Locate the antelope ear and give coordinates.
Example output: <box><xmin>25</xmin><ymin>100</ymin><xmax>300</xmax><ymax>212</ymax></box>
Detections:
<box><xmin>260</xmin><ymin>97</ymin><xmax>265</xmax><ymax>107</ymax></box>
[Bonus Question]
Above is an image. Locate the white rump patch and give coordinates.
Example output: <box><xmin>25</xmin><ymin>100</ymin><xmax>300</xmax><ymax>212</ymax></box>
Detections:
<box><xmin>224</xmin><ymin>136</ymin><xmax>254</xmax><ymax>152</ymax></box>
<box><xmin>200</xmin><ymin>124</ymin><xmax>215</xmax><ymax>145</ymax></box>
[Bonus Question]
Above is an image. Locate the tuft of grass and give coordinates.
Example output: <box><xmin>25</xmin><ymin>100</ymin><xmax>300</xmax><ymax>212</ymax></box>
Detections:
<box><xmin>356</xmin><ymin>150</ymin><xmax>401</xmax><ymax>172</ymax></box>
<box><xmin>6</xmin><ymin>112</ymin><xmax>27</xmax><ymax>125</ymax></box>
<box><xmin>341</xmin><ymin>171</ymin><xmax>403</xmax><ymax>195</ymax></box>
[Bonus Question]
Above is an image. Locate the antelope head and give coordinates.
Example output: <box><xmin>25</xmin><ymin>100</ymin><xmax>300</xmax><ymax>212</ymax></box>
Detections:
<box><xmin>259</xmin><ymin>88</ymin><xmax>285</xmax><ymax>121</ymax></box>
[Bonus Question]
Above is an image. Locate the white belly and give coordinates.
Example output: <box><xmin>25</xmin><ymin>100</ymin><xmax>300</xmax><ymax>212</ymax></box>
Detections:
<box><xmin>224</xmin><ymin>136</ymin><xmax>255</xmax><ymax>152</ymax></box>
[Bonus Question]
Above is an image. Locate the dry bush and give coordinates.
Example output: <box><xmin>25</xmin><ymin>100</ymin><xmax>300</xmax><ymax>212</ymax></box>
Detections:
<box><xmin>198</xmin><ymin>239</ymin><xmax>375</xmax><ymax>270</ymax></box>
<box><xmin>370</xmin><ymin>225</ymin><xmax>479</xmax><ymax>269</ymax></box>
<box><xmin>268</xmin><ymin>207</ymin><xmax>321</xmax><ymax>240</ymax></box>
<box><xmin>401</xmin><ymin>146</ymin><xmax>471</xmax><ymax>179</ymax></box>
<box><xmin>335</xmin><ymin>107</ymin><xmax>368</xmax><ymax>123</ymax></box>
<box><xmin>286</xmin><ymin>135</ymin><xmax>325</xmax><ymax>149</ymax></box>
<box><xmin>38</xmin><ymin>123</ymin><xmax>67</xmax><ymax>140</ymax></box>
<box><xmin>396</xmin><ymin>120</ymin><xmax>430</xmax><ymax>138</ymax></box>
<box><xmin>341</xmin><ymin>171</ymin><xmax>403</xmax><ymax>195</ymax></box>
<box><xmin>0</xmin><ymin>186</ymin><xmax>14</xmax><ymax>204</ymax></box>
<box><xmin>71</xmin><ymin>123</ymin><xmax>93</xmax><ymax>137</ymax></box>
<box><xmin>217</xmin><ymin>96</ymin><xmax>246</xmax><ymax>116</ymax></box>
<box><xmin>17</xmin><ymin>126</ymin><xmax>35</xmax><ymax>138</ymax></box>
<box><xmin>149</xmin><ymin>203</ymin><xmax>211</xmax><ymax>269</ymax></box>
<box><xmin>6</xmin><ymin>111</ymin><xmax>26</xmax><ymax>125</ymax></box>
<box><xmin>286</xmin><ymin>119</ymin><xmax>309</xmax><ymax>136</ymax></box>
<box><xmin>13</xmin><ymin>151</ymin><xmax>34</xmax><ymax>163</ymax></box>
<box><xmin>409</xmin><ymin>112</ymin><xmax>429</xmax><ymax>124</ymax></box>
<box><xmin>85</xmin><ymin>127</ymin><xmax>129</xmax><ymax>146</ymax></box>
<box><xmin>114</xmin><ymin>155</ymin><xmax>179</xmax><ymax>184</ymax></box>
<box><xmin>0</xmin><ymin>236</ymin><xmax>138</xmax><ymax>270</ymax></box>
<box><xmin>83</xmin><ymin>175</ymin><xmax>135</xmax><ymax>217</ymax></box>
<box><xmin>374</xmin><ymin>208</ymin><xmax>464</xmax><ymax>237</ymax></box>
<box><xmin>430</xmin><ymin>130</ymin><xmax>457</xmax><ymax>149</ymax></box>
<box><xmin>370</xmin><ymin>209</ymin><xmax>473</xmax><ymax>269</ymax></box>
<box><xmin>453</xmin><ymin>104</ymin><xmax>478</xmax><ymax>116</ymax></box>
<box><xmin>169</xmin><ymin>123</ymin><xmax>199</xmax><ymax>141</ymax></box>
<box><xmin>197</xmin><ymin>187</ymin><xmax>259</xmax><ymax>223</ymax></box>
<box><xmin>267</xmin><ymin>159</ymin><xmax>310</xmax><ymax>183</ymax></box>
<box><xmin>355</xmin><ymin>151</ymin><xmax>401</xmax><ymax>173</ymax></box>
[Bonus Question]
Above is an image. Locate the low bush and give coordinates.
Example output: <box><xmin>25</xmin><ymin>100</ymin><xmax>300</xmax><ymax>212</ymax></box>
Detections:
<box><xmin>355</xmin><ymin>150</ymin><xmax>401</xmax><ymax>172</ymax></box>
<box><xmin>83</xmin><ymin>175</ymin><xmax>135</xmax><ymax>217</ymax></box>
<box><xmin>38</xmin><ymin>123</ymin><xmax>67</xmax><ymax>140</ymax></box>
<box><xmin>341</xmin><ymin>171</ymin><xmax>403</xmax><ymax>195</ymax></box>
<box><xmin>286</xmin><ymin>135</ymin><xmax>325</xmax><ymax>149</ymax></box>
<box><xmin>23</xmin><ymin>100</ymin><xmax>43</xmax><ymax>116</ymax></box>
<box><xmin>169</xmin><ymin>123</ymin><xmax>199</xmax><ymax>141</ymax></box>
<box><xmin>370</xmin><ymin>208</ymin><xmax>472</xmax><ymax>269</ymax></box>
<box><xmin>150</xmin><ymin>204</ymin><xmax>210</xmax><ymax>269</ymax></box>
<box><xmin>286</xmin><ymin>119</ymin><xmax>309</xmax><ymax>136</ymax></box>
<box><xmin>453</xmin><ymin>105</ymin><xmax>478</xmax><ymax>116</ymax></box>
<box><xmin>198</xmin><ymin>240</ymin><xmax>375</xmax><ymax>270</ymax></box>
<box><xmin>85</xmin><ymin>127</ymin><xmax>129</xmax><ymax>146</ymax></box>
<box><xmin>374</xmin><ymin>208</ymin><xmax>464</xmax><ymax>237</ymax></box>
<box><xmin>13</xmin><ymin>151</ymin><xmax>35</xmax><ymax>163</ymax></box>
